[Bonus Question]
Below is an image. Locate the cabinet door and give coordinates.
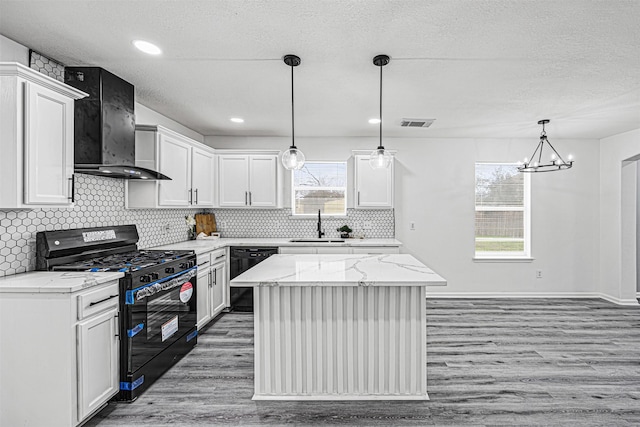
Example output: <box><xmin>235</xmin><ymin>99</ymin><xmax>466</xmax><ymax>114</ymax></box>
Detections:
<box><xmin>158</xmin><ymin>134</ymin><xmax>192</xmax><ymax>207</ymax></box>
<box><xmin>23</xmin><ymin>81</ymin><xmax>74</xmax><ymax>206</ymax></box>
<box><xmin>77</xmin><ymin>308</ymin><xmax>119</xmax><ymax>422</ymax></box>
<box><xmin>218</xmin><ymin>155</ymin><xmax>250</xmax><ymax>207</ymax></box>
<box><xmin>211</xmin><ymin>261</ymin><xmax>227</xmax><ymax>316</ymax></box>
<box><xmin>354</xmin><ymin>155</ymin><xmax>394</xmax><ymax>208</ymax></box>
<box><xmin>279</xmin><ymin>247</ymin><xmax>317</xmax><ymax>254</ymax></box>
<box><xmin>248</xmin><ymin>155</ymin><xmax>278</xmax><ymax>207</ymax></box>
<box><xmin>191</xmin><ymin>146</ymin><xmax>215</xmax><ymax>207</ymax></box>
<box><xmin>196</xmin><ymin>268</ymin><xmax>212</xmax><ymax>328</ymax></box>
<box><xmin>316</xmin><ymin>247</ymin><xmax>351</xmax><ymax>254</ymax></box>
<box><xmin>351</xmin><ymin>247</ymin><xmax>400</xmax><ymax>254</ymax></box>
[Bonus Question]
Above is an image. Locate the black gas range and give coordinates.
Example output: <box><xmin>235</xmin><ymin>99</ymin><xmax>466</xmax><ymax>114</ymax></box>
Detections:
<box><xmin>36</xmin><ymin>225</ymin><xmax>198</xmax><ymax>401</ymax></box>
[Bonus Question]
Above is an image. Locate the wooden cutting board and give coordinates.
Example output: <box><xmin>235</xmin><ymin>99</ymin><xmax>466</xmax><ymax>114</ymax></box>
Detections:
<box><xmin>195</xmin><ymin>213</ymin><xmax>217</xmax><ymax>236</ymax></box>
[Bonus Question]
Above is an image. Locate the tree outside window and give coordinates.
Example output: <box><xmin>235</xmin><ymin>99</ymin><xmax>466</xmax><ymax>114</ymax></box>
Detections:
<box><xmin>292</xmin><ymin>162</ymin><xmax>347</xmax><ymax>215</ymax></box>
<box><xmin>475</xmin><ymin>163</ymin><xmax>530</xmax><ymax>257</ymax></box>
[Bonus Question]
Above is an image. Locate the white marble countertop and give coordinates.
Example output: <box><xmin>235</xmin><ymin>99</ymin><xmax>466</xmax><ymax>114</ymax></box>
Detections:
<box><xmin>0</xmin><ymin>271</ymin><xmax>124</xmax><ymax>293</ymax></box>
<box><xmin>151</xmin><ymin>238</ymin><xmax>402</xmax><ymax>255</ymax></box>
<box><xmin>230</xmin><ymin>254</ymin><xmax>447</xmax><ymax>287</ymax></box>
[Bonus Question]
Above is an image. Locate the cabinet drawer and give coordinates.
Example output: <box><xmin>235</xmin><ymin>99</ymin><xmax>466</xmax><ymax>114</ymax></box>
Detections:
<box><xmin>196</xmin><ymin>252</ymin><xmax>211</xmax><ymax>269</ymax></box>
<box><xmin>209</xmin><ymin>248</ymin><xmax>226</xmax><ymax>263</ymax></box>
<box><xmin>77</xmin><ymin>282</ymin><xmax>119</xmax><ymax>320</ymax></box>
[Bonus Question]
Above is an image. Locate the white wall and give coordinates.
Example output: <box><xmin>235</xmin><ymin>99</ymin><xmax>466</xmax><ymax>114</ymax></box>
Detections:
<box><xmin>207</xmin><ymin>135</ymin><xmax>601</xmax><ymax>296</ymax></box>
<box><xmin>135</xmin><ymin>103</ymin><xmax>204</xmax><ymax>143</ymax></box>
<box><xmin>0</xmin><ymin>34</ymin><xmax>29</xmax><ymax>64</ymax></box>
<box><xmin>600</xmin><ymin>129</ymin><xmax>640</xmax><ymax>304</ymax></box>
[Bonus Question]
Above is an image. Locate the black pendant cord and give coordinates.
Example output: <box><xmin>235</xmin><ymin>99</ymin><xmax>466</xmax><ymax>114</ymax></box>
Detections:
<box><xmin>290</xmin><ymin>63</ymin><xmax>295</xmax><ymax>149</ymax></box>
<box><xmin>378</xmin><ymin>63</ymin><xmax>383</xmax><ymax>150</ymax></box>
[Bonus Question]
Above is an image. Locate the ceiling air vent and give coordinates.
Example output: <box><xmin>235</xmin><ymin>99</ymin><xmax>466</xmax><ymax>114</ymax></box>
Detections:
<box><xmin>400</xmin><ymin>118</ymin><xmax>435</xmax><ymax>128</ymax></box>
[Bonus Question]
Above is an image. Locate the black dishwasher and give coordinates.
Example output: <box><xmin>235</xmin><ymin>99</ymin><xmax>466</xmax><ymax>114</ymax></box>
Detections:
<box><xmin>229</xmin><ymin>247</ymin><xmax>278</xmax><ymax>312</ymax></box>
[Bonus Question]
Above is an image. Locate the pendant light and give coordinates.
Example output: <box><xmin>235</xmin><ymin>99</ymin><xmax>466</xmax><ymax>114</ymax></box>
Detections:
<box><xmin>518</xmin><ymin>119</ymin><xmax>574</xmax><ymax>172</ymax></box>
<box><xmin>369</xmin><ymin>54</ymin><xmax>393</xmax><ymax>169</ymax></box>
<box><xmin>281</xmin><ymin>54</ymin><xmax>305</xmax><ymax>170</ymax></box>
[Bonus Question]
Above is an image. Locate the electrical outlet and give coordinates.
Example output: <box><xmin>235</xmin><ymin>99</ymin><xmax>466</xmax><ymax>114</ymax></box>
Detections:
<box><xmin>218</xmin><ymin>221</ymin><xmax>227</xmax><ymax>230</ymax></box>
<box><xmin>362</xmin><ymin>221</ymin><xmax>373</xmax><ymax>230</ymax></box>
<box><xmin>410</xmin><ymin>222</ymin><xmax>416</xmax><ymax>231</ymax></box>
<box><xmin>536</xmin><ymin>270</ymin><xmax>542</xmax><ymax>279</ymax></box>
<box><xmin>164</xmin><ymin>223</ymin><xmax>170</xmax><ymax>234</ymax></box>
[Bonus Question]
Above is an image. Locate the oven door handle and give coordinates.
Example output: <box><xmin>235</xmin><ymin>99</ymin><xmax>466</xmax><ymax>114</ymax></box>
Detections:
<box><xmin>126</xmin><ymin>266</ymin><xmax>197</xmax><ymax>304</ymax></box>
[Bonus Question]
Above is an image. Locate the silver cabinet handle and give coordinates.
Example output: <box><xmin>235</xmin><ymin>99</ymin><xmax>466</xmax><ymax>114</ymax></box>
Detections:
<box><xmin>245</xmin><ymin>191</ymin><xmax>248</xmax><ymax>205</ymax></box>
<box><xmin>114</xmin><ymin>313</ymin><xmax>119</xmax><ymax>338</ymax></box>
<box><xmin>357</xmin><ymin>191</ymin><xmax>360</xmax><ymax>206</ymax></box>
<box><xmin>68</xmin><ymin>175</ymin><xmax>75</xmax><ymax>202</ymax></box>
<box><xmin>249</xmin><ymin>191</ymin><xmax>252</xmax><ymax>205</ymax></box>
<box><xmin>194</xmin><ymin>188</ymin><xmax>198</xmax><ymax>204</ymax></box>
<box><xmin>213</xmin><ymin>269</ymin><xmax>217</xmax><ymax>286</ymax></box>
<box><xmin>188</xmin><ymin>188</ymin><xmax>193</xmax><ymax>204</ymax></box>
<box><xmin>209</xmin><ymin>270</ymin><xmax>213</xmax><ymax>287</ymax></box>
<box><xmin>214</xmin><ymin>254</ymin><xmax>225</xmax><ymax>260</ymax></box>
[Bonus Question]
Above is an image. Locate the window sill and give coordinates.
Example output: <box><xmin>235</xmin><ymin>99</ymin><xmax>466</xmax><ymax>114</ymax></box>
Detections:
<box><xmin>473</xmin><ymin>257</ymin><xmax>535</xmax><ymax>263</ymax></box>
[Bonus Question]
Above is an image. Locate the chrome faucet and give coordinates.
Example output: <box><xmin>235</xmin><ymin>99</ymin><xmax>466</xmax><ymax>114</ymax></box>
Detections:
<box><xmin>317</xmin><ymin>209</ymin><xmax>325</xmax><ymax>238</ymax></box>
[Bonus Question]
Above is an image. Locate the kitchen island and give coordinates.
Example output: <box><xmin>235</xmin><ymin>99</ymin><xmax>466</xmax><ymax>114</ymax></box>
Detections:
<box><xmin>231</xmin><ymin>253</ymin><xmax>446</xmax><ymax>401</ymax></box>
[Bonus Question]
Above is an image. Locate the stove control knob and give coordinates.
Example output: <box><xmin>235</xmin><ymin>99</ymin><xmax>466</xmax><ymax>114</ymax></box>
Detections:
<box><xmin>165</xmin><ymin>267</ymin><xmax>175</xmax><ymax>274</ymax></box>
<box><xmin>179</xmin><ymin>262</ymin><xmax>188</xmax><ymax>269</ymax></box>
<box><xmin>150</xmin><ymin>272</ymin><xmax>159</xmax><ymax>280</ymax></box>
<box><xmin>140</xmin><ymin>274</ymin><xmax>151</xmax><ymax>283</ymax></box>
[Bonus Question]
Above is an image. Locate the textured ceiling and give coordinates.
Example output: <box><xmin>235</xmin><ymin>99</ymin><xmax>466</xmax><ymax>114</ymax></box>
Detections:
<box><xmin>1</xmin><ymin>0</ymin><xmax>639</xmax><ymax>139</ymax></box>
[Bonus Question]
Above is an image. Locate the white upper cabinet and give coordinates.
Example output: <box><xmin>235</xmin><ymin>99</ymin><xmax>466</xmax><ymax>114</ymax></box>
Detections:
<box><xmin>158</xmin><ymin>132</ymin><xmax>192</xmax><ymax>206</ymax></box>
<box><xmin>217</xmin><ymin>151</ymin><xmax>280</xmax><ymax>208</ymax></box>
<box><xmin>127</xmin><ymin>125</ymin><xmax>215</xmax><ymax>208</ymax></box>
<box><xmin>354</xmin><ymin>153</ymin><xmax>394</xmax><ymax>209</ymax></box>
<box><xmin>191</xmin><ymin>146</ymin><xmax>215</xmax><ymax>206</ymax></box>
<box><xmin>0</xmin><ymin>62</ymin><xmax>87</xmax><ymax>208</ymax></box>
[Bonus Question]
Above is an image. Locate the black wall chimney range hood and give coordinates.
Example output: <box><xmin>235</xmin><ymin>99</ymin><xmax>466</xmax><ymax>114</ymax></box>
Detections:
<box><xmin>64</xmin><ymin>67</ymin><xmax>170</xmax><ymax>180</ymax></box>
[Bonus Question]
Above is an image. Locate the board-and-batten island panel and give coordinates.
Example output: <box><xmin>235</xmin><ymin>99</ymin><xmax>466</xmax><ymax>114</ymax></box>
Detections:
<box><xmin>231</xmin><ymin>254</ymin><xmax>447</xmax><ymax>400</ymax></box>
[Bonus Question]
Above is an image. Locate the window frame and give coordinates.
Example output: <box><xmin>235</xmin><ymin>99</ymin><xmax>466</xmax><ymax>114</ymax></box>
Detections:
<box><xmin>290</xmin><ymin>161</ymin><xmax>348</xmax><ymax>217</ymax></box>
<box><xmin>474</xmin><ymin>162</ymin><xmax>531</xmax><ymax>260</ymax></box>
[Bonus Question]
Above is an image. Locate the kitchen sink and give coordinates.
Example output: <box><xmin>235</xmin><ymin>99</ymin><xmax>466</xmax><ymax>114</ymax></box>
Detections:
<box><xmin>288</xmin><ymin>239</ymin><xmax>345</xmax><ymax>243</ymax></box>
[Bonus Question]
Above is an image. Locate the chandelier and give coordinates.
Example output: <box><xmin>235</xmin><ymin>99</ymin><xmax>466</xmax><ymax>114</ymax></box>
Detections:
<box><xmin>518</xmin><ymin>119</ymin><xmax>573</xmax><ymax>172</ymax></box>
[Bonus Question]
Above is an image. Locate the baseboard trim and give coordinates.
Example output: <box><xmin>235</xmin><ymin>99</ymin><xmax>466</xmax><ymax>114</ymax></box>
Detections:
<box><xmin>596</xmin><ymin>293</ymin><xmax>639</xmax><ymax>306</ymax></box>
<box><xmin>426</xmin><ymin>292</ymin><xmax>640</xmax><ymax>306</ymax></box>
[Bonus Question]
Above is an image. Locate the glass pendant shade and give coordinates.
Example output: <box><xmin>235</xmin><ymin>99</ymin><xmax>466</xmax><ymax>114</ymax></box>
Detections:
<box><xmin>369</xmin><ymin>147</ymin><xmax>392</xmax><ymax>169</ymax></box>
<box><xmin>282</xmin><ymin>145</ymin><xmax>306</xmax><ymax>170</ymax></box>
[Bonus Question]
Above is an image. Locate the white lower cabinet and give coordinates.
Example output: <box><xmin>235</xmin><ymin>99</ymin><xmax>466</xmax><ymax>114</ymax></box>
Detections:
<box><xmin>279</xmin><ymin>246</ymin><xmax>399</xmax><ymax>254</ymax></box>
<box><xmin>351</xmin><ymin>246</ymin><xmax>400</xmax><ymax>254</ymax></box>
<box><xmin>77</xmin><ymin>307</ymin><xmax>119</xmax><ymax>421</ymax></box>
<box><xmin>0</xmin><ymin>279</ymin><xmax>120</xmax><ymax>427</ymax></box>
<box><xmin>196</xmin><ymin>248</ymin><xmax>228</xmax><ymax>329</ymax></box>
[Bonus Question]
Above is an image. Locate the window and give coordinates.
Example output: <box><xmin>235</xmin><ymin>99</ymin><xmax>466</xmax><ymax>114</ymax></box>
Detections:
<box><xmin>475</xmin><ymin>163</ymin><xmax>530</xmax><ymax>258</ymax></box>
<box><xmin>292</xmin><ymin>162</ymin><xmax>347</xmax><ymax>215</ymax></box>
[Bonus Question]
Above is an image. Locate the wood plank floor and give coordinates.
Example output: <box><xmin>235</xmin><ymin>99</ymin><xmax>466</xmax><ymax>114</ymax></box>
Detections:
<box><xmin>86</xmin><ymin>299</ymin><xmax>640</xmax><ymax>426</ymax></box>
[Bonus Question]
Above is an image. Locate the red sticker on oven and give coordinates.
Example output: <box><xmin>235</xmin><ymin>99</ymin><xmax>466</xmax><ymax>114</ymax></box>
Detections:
<box><xmin>180</xmin><ymin>282</ymin><xmax>193</xmax><ymax>302</ymax></box>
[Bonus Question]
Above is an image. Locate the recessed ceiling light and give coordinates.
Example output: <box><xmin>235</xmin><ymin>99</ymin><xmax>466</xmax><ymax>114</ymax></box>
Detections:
<box><xmin>368</xmin><ymin>118</ymin><xmax>381</xmax><ymax>124</ymax></box>
<box><xmin>132</xmin><ymin>40</ymin><xmax>162</xmax><ymax>55</ymax></box>
<box><xmin>230</xmin><ymin>117</ymin><xmax>244</xmax><ymax>123</ymax></box>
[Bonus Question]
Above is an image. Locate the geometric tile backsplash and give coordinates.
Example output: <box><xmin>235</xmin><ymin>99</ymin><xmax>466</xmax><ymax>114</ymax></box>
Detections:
<box><xmin>211</xmin><ymin>208</ymin><xmax>394</xmax><ymax>239</ymax></box>
<box><xmin>0</xmin><ymin>174</ymin><xmax>394</xmax><ymax>278</ymax></box>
